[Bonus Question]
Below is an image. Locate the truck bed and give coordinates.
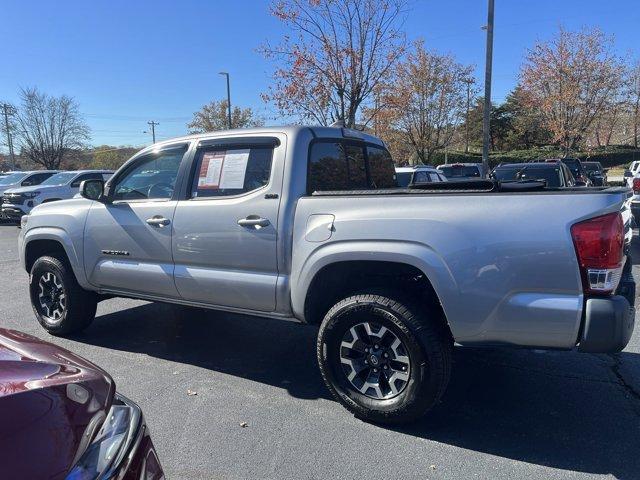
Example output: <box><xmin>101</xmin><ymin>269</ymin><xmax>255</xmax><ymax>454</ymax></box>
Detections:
<box><xmin>292</xmin><ymin>185</ymin><xmax>632</xmax><ymax>350</ymax></box>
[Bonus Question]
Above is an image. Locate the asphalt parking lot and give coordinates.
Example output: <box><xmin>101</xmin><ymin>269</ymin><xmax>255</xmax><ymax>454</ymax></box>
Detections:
<box><xmin>1</xmin><ymin>225</ymin><xmax>639</xmax><ymax>480</ymax></box>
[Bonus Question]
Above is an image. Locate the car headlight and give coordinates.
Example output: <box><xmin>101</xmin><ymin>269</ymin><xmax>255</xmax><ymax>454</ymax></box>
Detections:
<box><xmin>66</xmin><ymin>393</ymin><xmax>142</xmax><ymax>480</ymax></box>
<box><xmin>23</xmin><ymin>191</ymin><xmax>40</xmax><ymax>198</ymax></box>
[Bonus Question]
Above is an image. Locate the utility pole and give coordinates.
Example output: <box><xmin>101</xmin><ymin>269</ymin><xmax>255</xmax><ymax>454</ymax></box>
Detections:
<box><xmin>147</xmin><ymin>121</ymin><xmax>159</xmax><ymax>143</ymax></box>
<box><xmin>463</xmin><ymin>79</ymin><xmax>473</xmax><ymax>154</ymax></box>
<box><xmin>1</xmin><ymin>103</ymin><xmax>16</xmax><ymax>170</ymax></box>
<box><xmin>219</xmin><ymin>72</ymin><xmax>232</xmax><ymax>129</ymax></box>
<box><xmin>481</xmin><ymin>0</ymin><xmax>494</xmax><ymax>176</ymax></box>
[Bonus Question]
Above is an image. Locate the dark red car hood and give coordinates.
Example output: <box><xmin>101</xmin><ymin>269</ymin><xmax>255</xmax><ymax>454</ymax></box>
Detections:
<box><xmin>0</xmin><ymin>329</ymin><xmax>115</xmax><ymax>479</ymax></box>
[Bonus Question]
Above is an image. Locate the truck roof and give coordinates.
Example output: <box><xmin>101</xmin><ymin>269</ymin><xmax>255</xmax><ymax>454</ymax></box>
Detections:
<box><xmin>136</xmin><ymin>125</ymin><xmax>385</xmax><ymax>156</ymax></box>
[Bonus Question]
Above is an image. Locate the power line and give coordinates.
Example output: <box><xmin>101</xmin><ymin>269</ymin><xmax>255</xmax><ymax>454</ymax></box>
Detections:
<box><xmin>83</xmin><ymin>113</ymin><xmax>190</xmax><ymax>122</ymax></box>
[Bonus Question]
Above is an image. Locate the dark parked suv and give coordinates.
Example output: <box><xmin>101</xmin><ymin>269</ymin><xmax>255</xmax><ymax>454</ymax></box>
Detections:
<box><xmin>491</xmin><ymin>161</ymin><xmax>577</xmax><ymax>187</ymax></box>
<box><xmin>582</xmin><ymin>161</ymin><xmax>607</xmax><ymax>186</ymax></box>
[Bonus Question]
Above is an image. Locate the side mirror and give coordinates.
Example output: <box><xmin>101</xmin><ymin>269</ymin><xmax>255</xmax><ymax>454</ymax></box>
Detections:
<box><xmin>80</xmin><ymin>179</ymin><xmax>106</xmax><ymax>202</ymax></box>
<box><xmin>624</xmin><ymin>170</ymin><xmax>633</xmax><ymax>178</ymax></box>
<box><xmin>603</xmin><ymin>168</ymin><xmax>609</xmax><ymax>173</ymax></box>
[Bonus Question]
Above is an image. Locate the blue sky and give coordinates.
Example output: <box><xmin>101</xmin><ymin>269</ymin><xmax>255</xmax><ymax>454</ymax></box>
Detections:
<box><xmin>1</xmin><ymin>0</ymin><xmax>638</xmax><ymax>148</ymax></box>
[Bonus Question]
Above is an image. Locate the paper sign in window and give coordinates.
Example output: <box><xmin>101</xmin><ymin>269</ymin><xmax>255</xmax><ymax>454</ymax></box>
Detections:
<box><xmin>219</xmin><ymin>149</ymin><xmax>250</xmax><ymax>189</ymax></box>
<box><xmin>198</xmin><ymin>152</ymin><xmax>225</xmax><ymax>189</ymax></box>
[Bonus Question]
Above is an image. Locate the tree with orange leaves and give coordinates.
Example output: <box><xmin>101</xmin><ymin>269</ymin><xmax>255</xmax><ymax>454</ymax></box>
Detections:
<box><xmin>378</xmin><ymin>41</ymin><xmax>474</xmax><ymax>164</ymax></box>
<box><xmin>261</xmin><ymin>0</ymin><xmax>407</xmax><ymax>128</ymax></box>
<box><xmin>520</xmin><ymin>27</ymin><xmax>622</xmax><ymax>155</ymax></box>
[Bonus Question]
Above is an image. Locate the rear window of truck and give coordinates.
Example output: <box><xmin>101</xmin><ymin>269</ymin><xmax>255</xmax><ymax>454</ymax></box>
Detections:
<box><xmin>438</xmin><ymin>165</ymin><xmax>481</xmax><ymax>178</ymax></box>
<box><xmin>307</xmin><ymin>141</ymin><xmax>396</xmax><ymax>193</ymax></box>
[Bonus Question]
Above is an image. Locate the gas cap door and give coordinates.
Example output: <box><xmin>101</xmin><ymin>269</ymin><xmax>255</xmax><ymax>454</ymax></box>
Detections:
<box><xmin>305</xmin><ymin>214</ymin><xmax>335</xmax><ymax>242</ymax></box>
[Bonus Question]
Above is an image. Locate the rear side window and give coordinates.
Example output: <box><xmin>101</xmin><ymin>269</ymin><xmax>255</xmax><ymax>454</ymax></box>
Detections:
<box><xmin>191</xmin><ymin>146</ymin><xmax>273</xmax><ymax>198</ymax></box>
<box><xmin>22</xmin><ymin>172</ymin><xmax>54</xmax><ymax>186</ymax></box>
<box><xmin>308</xmin><ymin>141</ymin><xmax>396</xmax><ymax>192</ymax></box>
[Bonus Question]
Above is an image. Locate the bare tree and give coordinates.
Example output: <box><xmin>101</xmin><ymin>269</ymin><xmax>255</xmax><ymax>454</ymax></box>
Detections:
<box><xmin>520</xmin><ymin>27</ymin><xmax>622</xmax><ymax>155</ymax></box>
<box><xmin>187</xmin><ymin>99</ymin><xmax>262</xmax><ymax>133</ymax></box>
<box><xmin>13</xmin><ymin>87</ymin><xmax>90</xmax><ymax>169</ymax></box>
<box><xmin>261</xmin><ymin>0</ymin><xmax>407</xmax><ymax>127</ymax></box>
<box><xmin>379</xmin><ymin>42</ymin><xmax>474</xmax><ymax>164</ymax></box>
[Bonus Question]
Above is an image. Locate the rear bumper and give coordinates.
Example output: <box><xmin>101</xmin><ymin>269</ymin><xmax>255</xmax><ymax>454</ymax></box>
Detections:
<box><xmin>577</xmin><ymin>263</ymin><xmax>635</xmax><ymax>353</ymax></box>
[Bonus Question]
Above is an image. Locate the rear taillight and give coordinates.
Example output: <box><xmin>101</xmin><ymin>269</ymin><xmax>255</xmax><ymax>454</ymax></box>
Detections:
<box><xmin>571</xmin><ymin>212</ymin><xmax>624</xmax><ymax>294</ymax></box>
<box><xmin>633</xmin><ymin>178</ymin><xmax>640</xmax><ymax>194</ymax></box>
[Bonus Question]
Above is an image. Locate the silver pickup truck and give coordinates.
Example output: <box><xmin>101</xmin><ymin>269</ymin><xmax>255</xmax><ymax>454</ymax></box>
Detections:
<box><xmin>18</xmin><ymin>126</ymin><xmax>636</xmax><ymax>423</ymax></box>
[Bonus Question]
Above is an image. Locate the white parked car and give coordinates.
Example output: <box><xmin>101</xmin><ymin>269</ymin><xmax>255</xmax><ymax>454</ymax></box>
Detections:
<box><xmin>623</xmin><ymin>162</ymin><xmax>640</xmax><ymax>222</ymax></box>
<box><xmin>2</xmin><ymin>170</ymin><xmax>114</xmax><ymax>220</ymax></box>
<box><xmin>626</xmin><ymin>161</ymin><xmax>640</xmax><ymax>186</ymax></box>
<box><xmin>395</xmin><ymin>166</ymin><xmax>447</xmax><ymax>187</ymax></box>
<box><xmin>0</xmin><ymin>171</ymin><xmax>59</xmax><ymax>217</ymax></box>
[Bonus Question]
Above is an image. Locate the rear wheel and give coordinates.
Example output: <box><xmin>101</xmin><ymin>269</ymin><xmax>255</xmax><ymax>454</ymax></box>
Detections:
<box><xmin>29</xmin><ymin>255</ymin><xmax>97</xmax><ymax>335</ymax></box>
<box><xmin>317</xmin><ymin>292</ymin><xmax>452</xmax><ymax>424</ymax></box>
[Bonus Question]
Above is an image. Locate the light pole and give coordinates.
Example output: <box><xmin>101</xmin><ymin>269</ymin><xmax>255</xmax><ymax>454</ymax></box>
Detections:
<box><xmin>482</xmin><ymin>0</ymin><xmax>494</xmax><ymax>176</ymax></box>
<box><xmin>219</xmin><ymin>72</ymin><xmax>232</xmax><ymax>129</ymax></box>
<box><xmin>463</xmin><ymin>79</ymin><xmax>474</xmax><ymax>154</ymax></box>
<box><xmin>1</xmin><ymin>103</ymin><xmax>16</xmax><ymax>170</ymax></box>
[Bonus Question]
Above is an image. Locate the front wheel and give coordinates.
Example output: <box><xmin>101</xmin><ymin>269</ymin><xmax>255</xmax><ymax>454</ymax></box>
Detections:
<box><xmin>29</xmin><ymin>255</ymin><xmax>97</xmax><ymax>336</ymax></box>
<box><xmin>317</xmin><ymin>292</ymin><xmax>452</xmax><ymax>424</ymax></box>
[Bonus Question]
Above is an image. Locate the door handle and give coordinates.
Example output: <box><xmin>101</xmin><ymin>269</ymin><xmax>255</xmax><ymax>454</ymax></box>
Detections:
<box><xmin>146</xmin><ymin>216</ymin><xmax>171</xmax><ymax>227</ymax></box>
<box><xmin>237</xmin><ymin>215</ymin><xmax>270</xmax><ymax>228</ymax></box>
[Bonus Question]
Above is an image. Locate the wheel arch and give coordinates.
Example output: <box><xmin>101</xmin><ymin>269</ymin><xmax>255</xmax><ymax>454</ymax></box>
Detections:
<box><xmin>23</xmin><ymin>228</ymin><xmax>89</xmax><ymax>288</ymax></box>
<box><xmin>293</xmin><ymin>241</ymin><xmax>459</xmax><ymax>338</ymax></box>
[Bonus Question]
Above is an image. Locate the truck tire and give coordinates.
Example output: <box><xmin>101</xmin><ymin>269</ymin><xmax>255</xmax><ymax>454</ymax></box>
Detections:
<box><xmin>317</xmin><ymin>292</ymin><xmax>452</xmax><ymax>424</ymax></box>
<box><xmin>29</xmin><ymin>255</ymin><xmax>97</xmax><ymax>336</ymax></box>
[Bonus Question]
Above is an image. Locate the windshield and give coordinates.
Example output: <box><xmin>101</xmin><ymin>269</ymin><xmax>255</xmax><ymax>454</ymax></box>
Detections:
<box><xmin>582</xmin><ymin>163</ymin><xmax>601</xmax><ymax>172</ymax></box>
<box><xmin>395</xmin><ymin>172</ymin><xmax>412</xmax><ymax>187</ymax></box>
<box><xmin>0</xmin><ymin>172</ymin><xmax>28</xmax><ymax>185</ymax></box>
<box><xmin>438</xmin><ymin>165</ymin><xmax>481</xmax><ymax>178</ymax></box>
<box><xmin>493</xmin><ymin>166</ymin><xmax>562</xmax><ymax>187</ymax></box>
<box><xmin>39</xmin><ymin>172</ymin><xmax>78</xmax><ymax>186</ymax></box>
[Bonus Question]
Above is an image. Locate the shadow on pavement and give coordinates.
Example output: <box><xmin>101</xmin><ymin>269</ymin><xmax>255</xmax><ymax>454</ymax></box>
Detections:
<box><xmin>392</xmin><ymin>347</ymin><xmax>640</xmax><ymax>480</ymax></box>
<box><xmin>73</xmin><ymin>301</ymin><xmax>640</xmax><ymax>479</ymax></box>
<box><xmin>77</xmin><ymin>302</ymin><xmax>330</xmax><ymax>401</ymax></box>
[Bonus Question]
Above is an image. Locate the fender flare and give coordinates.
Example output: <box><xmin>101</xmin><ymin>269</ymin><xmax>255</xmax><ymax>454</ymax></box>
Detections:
<box><xmin>291</xmin><ymin>240</ymin><xmax>462</xmax><ymax>334</ymax></box>
<box><xmin>22</xmin><ymin>227</ymin><xmax>90</xmax><ymax>289</ymax></box>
